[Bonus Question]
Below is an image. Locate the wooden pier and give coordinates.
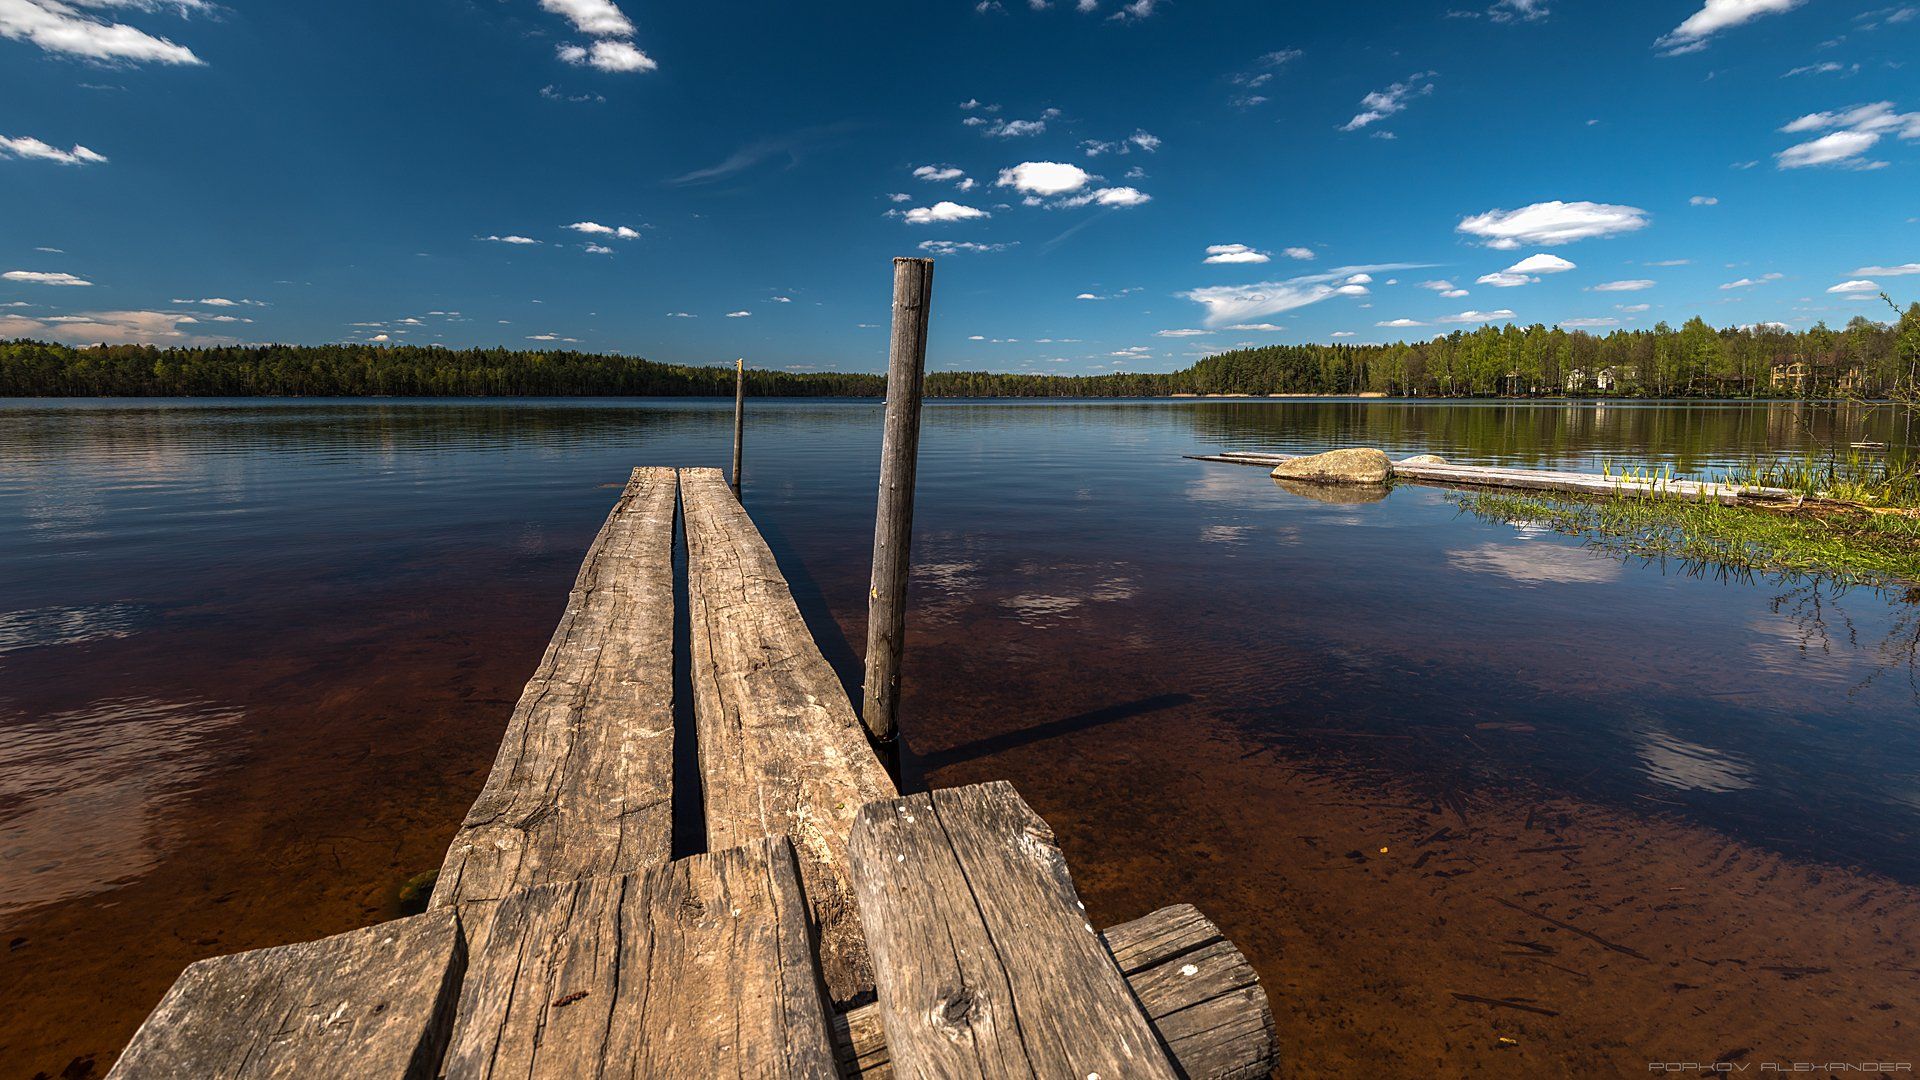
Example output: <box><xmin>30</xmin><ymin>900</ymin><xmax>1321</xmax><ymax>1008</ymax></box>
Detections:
<box><xmin>109</xmin><ymin>467</ymin><xmax>1278</xmax><ymax>1079</ymax></box>
<box><xmin>1192</xmin><ymin>450</ymin><xmax>1805</xmax><ymax>506</ymax></box>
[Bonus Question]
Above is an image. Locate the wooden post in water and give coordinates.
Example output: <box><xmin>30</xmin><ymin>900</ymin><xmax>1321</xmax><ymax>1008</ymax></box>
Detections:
<box><xmin>731</xmin><ymin>358</ymin><xmax>746</xmax><ymax>497</ymax></box>
<box><xmin>861</xmin><ymin>258</ymin><xmax>933</xmax><ymax>743</ymax></box>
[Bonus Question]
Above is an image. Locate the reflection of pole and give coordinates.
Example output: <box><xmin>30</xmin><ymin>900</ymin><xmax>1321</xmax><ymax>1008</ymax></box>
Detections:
<box><xmin>862</xmin><ymin>258</ymin><xmax>933</xmax><ymax>743</ymax></box>
<box><xmin>731</xmin><ymin>358</ymin><xmax>745</xmax><ymax>498</ymax></box>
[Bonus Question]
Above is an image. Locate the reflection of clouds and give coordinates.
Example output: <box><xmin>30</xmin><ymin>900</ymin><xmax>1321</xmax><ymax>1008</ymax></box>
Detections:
<box><xmin>1635</xmin><ymin>730</ymin><xmax>1755</xmax><ymax>793</ymax></box>
<box><xmin>996</xmin><ymin>561</ymin><xmax>1140</xmax><ymax>628</ymax></box>
<box><xmin>912</xmin><ymin>559</ymin><xmax>983</xmax><ymax>625</ymax></box>
<box><xmin>1744</xmin><ymin>613</ymin><xmax>1850</xmax><ymax>686</ymax></box>
<box><xmin>1186</xmin><ymin>468</ymin><xmax>1254</xmax><ymax>505</ymax></box>
<box><xmin>1449</xmin><ymin>542</ymin><xmax>1620</xmax><ymax>585</ymax></box>
<box><xmin>1001</xmin><ymin>594</ymin><xmax>1083</xmax><ymax>620</ymax></box>
<box><xmin>0</xmin><ymin>697</ymin><xmax>244</xmax><ymax>918</ymax></box>
<box><xmin>1201</xmin><ymin>524</ymin><xmax>1250</xmax><ymax>545</ymax></box>
<box><xmin>0</xmin><ymin>603</ymin><xmax>147</xmax><ymax>656</ymax></box>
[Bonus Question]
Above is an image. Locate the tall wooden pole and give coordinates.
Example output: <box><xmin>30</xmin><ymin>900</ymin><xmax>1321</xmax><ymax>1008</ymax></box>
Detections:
<box><xmin>861</xmin><ymin>258</ymin><xmax>933</xmax><ymax>743</ymax></box>
<box><xmin>731</xmin><ymin>358</ymin><xmax>745</xmax><ymax>497</ymax></box>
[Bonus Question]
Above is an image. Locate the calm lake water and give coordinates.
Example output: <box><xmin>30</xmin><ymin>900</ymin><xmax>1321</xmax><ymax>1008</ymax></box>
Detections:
<box><xmin>3</xmin><ymin>397</ymin><xmax>1917</xmax><ymax>1076</ymax></box>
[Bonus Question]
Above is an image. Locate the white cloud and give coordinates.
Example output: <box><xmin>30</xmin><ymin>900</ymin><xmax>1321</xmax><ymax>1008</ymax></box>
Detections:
<box><xmin>1224</xmin><ymin>323</ymin><xmax>1285</xmax><ymax>331</ymax></box>
<box><xmin>725</xmin><ymin>310</ymin><xmax>751</xmax><ymax>318</ymax></box>
<box><xmin>1509</xmin><ymin>253</ymin><xmax>1577</xmax><ymax>274</ymax></box>
<box><xmin>1657</xmin><ymin>0</ymin><xmax>1804</xmax><ymax>55</ymax></box>
<box><xmin>1855</xmin><ymin>263</ymin><xmax>1920</xmax><ymax>275</ymax></box>
<box><xmin>1341</xmin><ymin>73</ymin><xmax>1435</xmax><ymax>132</ymax></box>
<box><xmin>1378</xmin><ymin>318</ymin><xmax>1427</xmax><ymax>327</ymax></box>
<box><xmin>1720</xmin><ymin>273</ymin><xmax>1783</xmax><ymax>289</ymax></box>
<box><xmin>584</xmin><ymin>243</ymin><xmax>613</xmax><ymax>254</ymax></box>
<box><xmin>557</xmin><ymin>39</ymin><xmax>656</xmax><ymax>72</ymax></box>
<box><xmin>1437</xmin><ymin>309</ymin><xmax>1517</xmax><ymax>323</ymax></box>
<box><xmin>1056</xmin><ymin>185</ymin><xmax>1150</xmax><ymax>208</ymax></box>
<box><xmin>0</xmin><ymin>135</ymin><xmax>107</xmax><ymax>165</ymax></box>
<box><xmin>1560</xmin><ymin>317</ymin><xmax>1619</xmax><ymax>328</ymax></box>
<box><xmin>1457</xmin><ymin>200</ymin><xmax>1650</xmax><ymax>248</ymax></box>
<box><xmin>0</xmin><ymin>0</ymin><xmax>203</xmax><ymax>64</ymax></box>
<box><xmin>4</xmin><ymin>269</ymin><xmax>92</xmax><ymax>285</ymax></box>
<box><xmin>1282</xmin><ymin>247</ymin><xmax>1315</xmax><ymax>260</ymax></box>
<box><xmin>995</xmin><ymin>161</ymin><xmax>1090</xmax><ymax>195</ymax></box>
<box><xmin>982</xmin><ymin>111</ymin><xmax>1059</xmax><ymax>138</ymax></box>
<box><xmin>902</xmin><ymin>201</ymin><xmax>989</xmax><ymax>224</ymax></box>
<box><xmin>1476</xmin><ymin>271</ymin><xmax>1535</xmax><ymax>288</ymax></box>
<box><xmin>567</xmin><ymin>221</ymin><xmax>640</xmax><ymax>239</ymax></box>
<box><xmin>1109</xmin><ymin>0</ymin><xmax>1156</xmax><ymax>20</ymax></box>
<box><xmin>1204</xmin><ymin>244</ymin><xmax>1270</xmax><ymax>265</ymax></box>
<box><xmin>1775</xmin><ymin>102</ymin><xmax>1920</xmax><ymax>169</ymax></box>
<box><xmin>666</xmin><ymin>311</ymin><xmax>694</xmax><ymax>317</ymax></box>
<box><xmin>481</xmin><ymin>234</ymin><xmax>540</xmax><ymax>244</ymax></box>
<box><xmin>1827</xmin><ymin>279</ymin><xmax>1879</xmax><ymax>293</ymax></box>
<box><xmin>919</xmin><ymin>240</ymin><xmax>1016</xmax><ymax>255</ymax></box>
<box><xmin>0</xmin><ymin>308</ymin><xmax>230</xmax><ymax>345</ymax></box>
<box><xmin>539</xmin><ymin>0</ymin><xmax>633</xmax><ymax>36</ymax></box>
<box><xmin>1182</xmin><ymin>263</ymin><xmax>1428</xmax><ymax>325</ymax></box>
<box><xmin>1419</xmin><ymin>279</ymin><xmax>1469</xmax><ymax>298</ymax></box>
<box><xmin>913</xmin><ymin>164</ymin><xmax>965</xmax><ymax>182</ymax></box>
<box><xmin>1156</xmin><ymin>328</ymin><xmax>1212</xmax><ymax>337</ymax></box>
<box><xmin>1592</xmin><ymin>279</ymin><xmax>1656</xmax><ymax>291</ymax></box>
<box><xmin>1690</xmin><ymin>195</ymin><xmax>1719</xmax><ymax>205</ymax></box>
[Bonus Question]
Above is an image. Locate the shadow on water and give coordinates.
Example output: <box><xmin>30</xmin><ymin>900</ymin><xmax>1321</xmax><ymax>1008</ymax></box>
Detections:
<box><xmin>902</xmin><ymin>693</ymin><xmax>1196</xmax><ymax>784</ymax></box>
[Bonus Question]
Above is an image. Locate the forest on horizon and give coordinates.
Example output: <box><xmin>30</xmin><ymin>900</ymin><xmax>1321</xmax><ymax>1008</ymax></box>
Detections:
<box><xmin>4</xmin><ymin>305</ymin><xmax>1918</xmax><ymax>400</ymax></box>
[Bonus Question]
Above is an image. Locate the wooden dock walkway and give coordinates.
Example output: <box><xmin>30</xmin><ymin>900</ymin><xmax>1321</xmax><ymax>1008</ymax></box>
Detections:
<box><xmin>109</xmin><ymin>466</ymin><xmax>1277</xmax><ymax>1079</ymax></box>
<box><xmin>1192</xmin><ymin>450</ymin><xmax>1804</xmax><ymax>506</ymax></box>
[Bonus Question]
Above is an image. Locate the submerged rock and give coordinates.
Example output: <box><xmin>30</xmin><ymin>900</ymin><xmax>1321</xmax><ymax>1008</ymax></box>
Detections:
<box><xmin>1270</xmin><ymin>447</ymin><xmax>1393</xmax><ymax>485</ymax></box>
<box><xmin>1399</xmin><ymin>453</ymin><xmax>1448</xmax><ymax>465</ymax></box>
<box><xmin>1273</xmin><ymin>478</ymin><xmax>1390</xmax><ymax>504</ymax></box>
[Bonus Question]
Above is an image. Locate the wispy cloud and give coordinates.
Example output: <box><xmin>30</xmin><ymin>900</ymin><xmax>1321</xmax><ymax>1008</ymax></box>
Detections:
<box><xmin>1591</xmin><ymin>279</ymin><xmax>1656</xmax><ymax>291</ymax></box>
<box><xmin>566</xmin><ymin>221</ymin><xmax>640</xmax><ymax>239</ymax></box>
<box><xmin>899</xmin><ymin>201</ymin><xmax>989</xmax><ymax>224</ymax></box>
<box><xmin>4</xmin><ymin>269</ymin><xmax>93</xmax><ymax>286</ymax></box>
<box><xmin>665</xmin><ymin>122</ymin><xmax>861</xmax><ymax>185</ymax></box>
<box><xmin>1341</xmin><ymin>73</ymin><xmax>1436</xmax><ymax>132</ymax></box>
<box><xmin>919</xmin><ymin>240</ymin><xmax>1016</xmax><ymax>255</ymax></box>
<box><xmin>0</xmin><ymin>0</ymin><xmax>203</xmax><ymax>64</ymax></box>
<box><xmin>1775</xmin><ymin>101</ymin><xmax>1920</xmax><ymax>169</ymax></box>
<box><xmin>0</xmin><ymin>134</ymin><xmax>107</xmax><ymax>164</ymax></box>
<box><xmin>479</xmin><ymin>234</ymin><xmax>540</xmax><ymax>245</ymax></box>
<box><xmin>1657</xmin><ymin>0</ymin><xmax>1805</xmax><ymax>55</ymax></box>
<box><xmin>1183</xmin><ymin>264</ymin><xmax>1429</xmax><ymax>325</ymax></box>
<box><xmin>1204</xmin><ymin>244</ymin><xmax>1269</xmax><ymax>264</ymax></box>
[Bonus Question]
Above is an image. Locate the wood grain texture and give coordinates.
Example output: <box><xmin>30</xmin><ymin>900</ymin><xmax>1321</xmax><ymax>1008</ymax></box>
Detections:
<box><xmin>680</xmin><ymin>466</ymin><xmax>897</xmax><ymax>1006</ymax></box>
<box><xmin>861</xmin><ymin>256</ymin><xmax>934</xmax><ymax>742</ymax></box>
<box><xmin>433</xmin><ymin>466</ymin><xmax>677</xmax><ymax>914</ymax></box>
<box><xmin>829</xmin><ymin>903</ymin><xmax>1278</xmax><ymax>1080</ymax></box>
<box><xmin>849</xmin><ymin>781</ymin><xmax>1180</xmax><ymax>1080</ymax></box>
<box><xmin>108</xmin><ymin>910</ymin><xmax>464</xmax><ymax>1080</ymax></box>
<box><xmin>442</xmin><ymin>837</ymin><xmax>838</xmax><ymax>1080</ymax></box>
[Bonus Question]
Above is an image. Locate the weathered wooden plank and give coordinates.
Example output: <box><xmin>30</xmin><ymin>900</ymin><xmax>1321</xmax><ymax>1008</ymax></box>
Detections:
<box><xmin>443</xmin><ymin>837</ymin><xmax>838</xmax><ymax>1079</ymax></box>
<box><xmin>108</xmin><ymin>910</ymin><xmax>464</xmax><ymax>1080</ymax></box>
<box><xmin>680</xmin><ymin>466</ymin><xmax>896</xmax><ymax>1006</ymax></box>
<box><xmin>830</xmin><ymin>903</ymin><xmax>1279</xmax><ymax>1079</ymax></box>
<box><xmin>849</xmin><ymin>781</ymin><xmax>1181</xmax><ymax>1080</ymax></box>
<box><xmin>433</xmin><ymin>466</ymin><xmax>677</xmax><ymax>913</ymax></box>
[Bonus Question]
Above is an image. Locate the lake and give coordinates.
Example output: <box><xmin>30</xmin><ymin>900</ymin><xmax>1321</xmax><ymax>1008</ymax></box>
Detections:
<box><xmin>2</xmin><ymin>397</ymin><xmax>1917</xmax><ymax>1076</ymax></box>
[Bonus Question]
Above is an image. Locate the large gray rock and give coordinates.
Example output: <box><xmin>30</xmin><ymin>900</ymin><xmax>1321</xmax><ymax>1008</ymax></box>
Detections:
<box><xmin>1399</xmin><ymin>453</ymin><xmax>1448</xmax><ymax>465</ymax></box>
<box><xmin>1270</xmin><ymin>447</ymin><xmax>1393</xmax><ymax>485</ymax></box>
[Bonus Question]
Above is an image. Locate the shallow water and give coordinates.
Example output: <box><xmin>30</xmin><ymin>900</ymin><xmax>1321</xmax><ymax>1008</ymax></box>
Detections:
<box><xmin>2</xmin><ymin>397</ymin><xmax>1916</xmax><ymax>1076</ymax></box>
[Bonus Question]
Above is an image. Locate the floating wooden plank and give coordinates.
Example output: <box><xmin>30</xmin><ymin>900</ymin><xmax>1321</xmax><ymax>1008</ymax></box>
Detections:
<box><xmin>849</xmin><ymin>781</ymin><xmax>1181</xmax><ymax>1080</ymax></box>
<box><xmin>442</xmin><ymin>837</ymin><xmax>837</xmax><ymax>1080</ymax></box>
<box><xmin>433</xmin><ymin>466</ymin><xmax>677</xmax><ymax>913</ymax></box>
<box><xmin>1192</xmin><ymin>451</ymin><xmax>1802</xmax><ymax>506</ymax></box>
<box><xmin>680</xmin><ymin>466</ymin><xmax>896</xmax><ymax>1005</ymax></box>
<box><xmin>108</xmin><ymin>910</ymin><xmax>464</xmax><ymax>1080</ymax></box>
<box><xmin>829</xmin><ymin>902</ymin><xmax>1279</xmax><ymax>1079</ymax></box>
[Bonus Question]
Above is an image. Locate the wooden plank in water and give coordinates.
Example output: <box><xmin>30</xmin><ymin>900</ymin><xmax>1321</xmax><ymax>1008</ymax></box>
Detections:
<box><xmin>433</xmin><ymin>466</ymin><xmax>677</xmax><ymax>913</ymax></box>
<box><xmin>829</xmin><ymin>903</ymin><xmax>1279</xmax><ymax>1079</ymax></box>
<box><xmin>442</xmin><ymin>837</ymin><xmax>837</xmax><ymax>1080</ymax></box>
<box><xmin>108</xmin><ymin>910</ymin><xmax>464</xmax><ymax>1080</ymax></box>
<box><xmin>679</xmin><ymin>466</ymin><xmax>897</xmax><ymax>1006</ymax></box>
<box><xmin>1194</xmin><ymin>451</ymin><xmax>1800</xmax><ymax>505</ymax></box>
<box><xmin>849</xmin><ymin>781</ymin><xmax>1181</xmax><ymax>1080</ymax></box>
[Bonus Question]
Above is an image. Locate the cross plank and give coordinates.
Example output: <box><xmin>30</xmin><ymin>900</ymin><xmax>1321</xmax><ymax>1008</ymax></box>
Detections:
<box><xmin>441</xmin><ymin>837</ymin><xmax>837</xmax><ymax>1080</ymax></box>
<box><xmin>849</xmin><ymin>781</ymin><xmax>1181</xmax><ymax>1080</ymax></box>
<box><xmin>108</xmin><ymin>910</ymin><xmax>464</xmax><ymax>1080</ymax></box>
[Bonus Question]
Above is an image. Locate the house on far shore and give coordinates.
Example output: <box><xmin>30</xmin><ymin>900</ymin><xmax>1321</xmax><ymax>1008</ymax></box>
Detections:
<box><xmin>1771</xmin><ymin>360</ymin><xmax>1810</xmax><ymax>393</ymax></box>
<box><xmin>1567</xmin><ymin>366</ymin><xmax>1629</xmax><ymax>393</ymax></box>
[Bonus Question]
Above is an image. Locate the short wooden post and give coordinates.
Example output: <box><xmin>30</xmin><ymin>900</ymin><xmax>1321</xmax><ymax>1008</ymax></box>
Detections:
<box><xmin>861</xmin><ymin>258</ymin><xmax>933</xmax><ymax>743</ymax></box>
<box><xmin>731</xmin><ymin>358</ymin><xmax>745</xmax><ymax>497</ymax></box>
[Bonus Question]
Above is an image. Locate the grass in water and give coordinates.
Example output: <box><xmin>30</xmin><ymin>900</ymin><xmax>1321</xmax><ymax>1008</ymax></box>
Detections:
<box><xmin>1452</xmin><ymin>489</ymin><xmax>1920</xmax><ymax>589</ymax></box>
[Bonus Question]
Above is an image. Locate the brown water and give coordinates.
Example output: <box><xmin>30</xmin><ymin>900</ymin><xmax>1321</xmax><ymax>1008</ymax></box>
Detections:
<box><xmin>2</xmin><ymin>398</ymin><xmax>1916</xmax><ymax>1077</ymax></box>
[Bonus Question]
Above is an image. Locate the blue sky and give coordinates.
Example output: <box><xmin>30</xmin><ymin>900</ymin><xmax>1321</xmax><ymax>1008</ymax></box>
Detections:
<box><xmin>2</xmin><ymin>0</ymin><xmax>1917</xmax><ymax>375</ymax></box>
